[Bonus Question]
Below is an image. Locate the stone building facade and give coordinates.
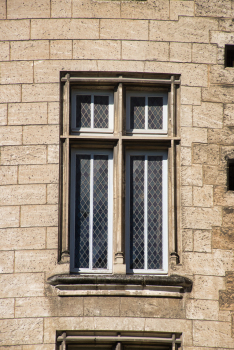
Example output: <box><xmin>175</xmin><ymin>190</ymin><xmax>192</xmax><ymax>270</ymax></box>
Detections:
<box><xmin>0</xmin><ymin>0</ymin><xmax>234</xmax><ymax>349</ymax></box>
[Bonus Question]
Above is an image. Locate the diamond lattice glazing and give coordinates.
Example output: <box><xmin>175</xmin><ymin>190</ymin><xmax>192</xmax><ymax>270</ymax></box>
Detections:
<box><xmin>75</xmin><ymin>155</ymin><xmax>90</xmax><ymax>268</ymax></box>
<box><xmin>130</xmin><ymin>97</ymin><xmax>145</xmax><ymax>129</ymax></box>
<box><xmin>76</xmin><ymin>95</ymin><xmax>91</xmax><ymax>128</ymax></box>
<box><xmin>130</xmin><ymin>156</ymin><xmax>145</xmax><ymax>269</ymax></box>
<box><xmin>148</xmin><ymin>97</ymin><xmax>163</xmax><ymax>129</ymax></box>
<box><xmin>94</xmin><ymin>95</ymin><xmax>109</xmax><ymax>129</ymax></box>
<box><xmin>93</xmin><ymin>155</ymin><xmax>108</xmax><ymax>268</ymax></box>
<box><xmin>147</xmin><ymin>156</ymin><xmax>163</xmax><ymax>269</ymax></box>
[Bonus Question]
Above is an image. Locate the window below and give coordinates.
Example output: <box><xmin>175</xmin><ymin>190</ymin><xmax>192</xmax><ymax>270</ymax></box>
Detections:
<box><xmin>56</xmin><ymin>332</ymin><xmax>182</xmax><ymax>350</ymax></box>
<box><xmin>59</xmin><ymin>72</ymin><xmax>181</xmax><ymax>275</ymax></box>
<box><xmin>225</xmin><ymin>45</ymin><xmax>234</xmax><ymax>67</ymax></box>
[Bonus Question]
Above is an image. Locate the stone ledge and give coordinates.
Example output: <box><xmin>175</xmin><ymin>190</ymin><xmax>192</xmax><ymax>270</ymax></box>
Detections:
<box><xmin>47</xmin><ymin>274</ymin><xmax>192</xmax><ymax>297</ymax></box>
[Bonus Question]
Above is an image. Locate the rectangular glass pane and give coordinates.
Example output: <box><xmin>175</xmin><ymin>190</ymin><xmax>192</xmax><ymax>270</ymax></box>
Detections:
<box><xmin>130</xmin><ymin>97</ymin><xmax>145</xmax><ymax>129</ymax></box>
<box><xmin>148</xmin><ymin>97</ymin><xmax>163</xmax><ymax>129</ymax></box>
<box><xmin>76</xmin><ymin>95</ymin><xmax>91</xmax><ymax>128</ymax></box>
<box><xmin>93</xmin><ymin>155</ymin><xmax>108</xmax><ymax>268</ymax></box>
<box><xmin>147</xmin><ymin>156</ymin><xmax>163</xmax><ymax>269</ymax></box>
<box><xmin>130</xmin><ymin>156</ymin><xmax>145</xmax><ymax>270</ymax></box>
<box><xmin>94</xmin><ymin>95</ymin><xmax>109</xmax><ymax>129</ymax></box>
<box><xmin>75</xmin><ymin>155</ymin><xmax>90</xmax><ymax>268</ymax></box>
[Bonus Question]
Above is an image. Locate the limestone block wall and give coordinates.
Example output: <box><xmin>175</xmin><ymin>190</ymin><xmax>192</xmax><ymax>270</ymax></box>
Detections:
<box><xmin>0</xmin><ymin>0</ymin><xmax>234</xmax><ymax>349</ymax></box>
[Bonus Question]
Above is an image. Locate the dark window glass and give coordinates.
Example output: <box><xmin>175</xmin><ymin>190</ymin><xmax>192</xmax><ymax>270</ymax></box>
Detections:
<box><xmin>225</xmin><ymin>45</ymin><xmax>234</xmax><ymax>67</ymax></box>
<box><xmin>228</xmin><ymin>161</ymin><xmax>234</xmax><ymax>190</ymax></box>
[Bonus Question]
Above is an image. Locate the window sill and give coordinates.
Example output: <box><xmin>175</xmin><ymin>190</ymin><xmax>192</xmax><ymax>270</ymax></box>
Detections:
<box><xmin>47</xmin><ymin>274</ymin><xmax>192</xmax><ymax>298</ymax></box>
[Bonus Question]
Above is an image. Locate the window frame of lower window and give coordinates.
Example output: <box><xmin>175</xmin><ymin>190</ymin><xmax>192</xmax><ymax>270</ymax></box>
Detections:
<box><xmin>59</xmin><ymin>72</ymin><xmax>181</xmax><ymax>275</ymax></box>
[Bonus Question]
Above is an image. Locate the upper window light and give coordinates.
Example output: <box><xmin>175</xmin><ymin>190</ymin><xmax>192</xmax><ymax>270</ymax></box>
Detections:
<box><xmin>126</xmin><ymin>92</ymin><xmax>168</xmax><ymax>134</ymax></box>
<box><xmin>71</xmin><ymin>90</ymin><xmax>114</xmax><ymax>132</ymax></box>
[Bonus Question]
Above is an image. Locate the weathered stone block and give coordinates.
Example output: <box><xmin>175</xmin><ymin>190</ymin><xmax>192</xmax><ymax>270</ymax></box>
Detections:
<box><xmin>211</xmin><ymin>30</ymin><xmax>234</xmax><ymax>47</ymax></box>
<box><xmin>181</xmin><ymin>127</ymin><xmax>207</xmax><ymax>147</ymax></box>
<box><xmin>0</xmin><ymin>126</ymin><xmax>22</xmax><ymax>146</ymax></box>
<box><xmin>181</xmin><ymin>147</ymin><xmax>192</xmax><ymax>166</ymax></box>
<box><xmin>0</xmin><ymin>84</ymin><xmax>21</xmax><ymax>103</ymax></box>
<box><xmin>193</xmin><ymin>320</ymin><xmax>234</xmax><ymax>348</ymax></box>
<box><xmin>46</xmin><ymin>227</ymin><xmax>58</xmax><ymax>249</ymax></box>
<box><xmin>0</xmin><ymin>227</ymin><xmax>46</xmax><ymax>250</ymax></box>
<box><xmin>73</xmin><ymin>0</ymin><xmax>120</xmax><ymax>18</ymax></box>
<box><xmin>0</xmin><ymin>41</ymin><xmax>9</xmax><ymax>60</ymax></box>
<box><xmin>0</xmin><ymin>318</ymin><xmax>43</xmax><ymax>346</ymax></box>
<box><xmin>170</xmin><ymin>42</ymin><xmax>191</xmax><ymax>63</ymax></box>
<box><xmin>182</xmin><ymin>229</ymin><xmax>193</xmax><ymax>252</ymax></box>
<box><xmin>150</xmin><ymin>17</ymin><xmax>217</xmax><ymax>43</ymax></box>
<box><xmin>214</xmin><ymin>186</ymin><xmax>234</xmax><ymax>206</ymax></box>
<box><xmin>192</xmin><ymin>43</ymin><xmax>217</xmax><ymax>64</ymax></box>
<box><xmin>11</xmin><ymin>40</ymin><xmax>49</xmax><ymax>60</ymax></box>
<box><xmin>84</xmin><ymin>297</ymin><xmax>120</xmax><ymax>317</ymax></box>
<box><xmin>191</xmin><ymin>275</ymin><xmax>225</xmax><ymax>300</ymax></box>
<box><xmin>50</xmin><ymin>40</ymin><xmax>72</xmax><ymax>59</ymax></box>
<box><xmin>193</xmin><ymin>185</ymin><xmax>213</xmax><ymax>207</ymax></box>
<box><xmin>100</xmin><ymin>19</ymin><xmax>148</xmax><ymax>40</ymax></box>
<box><xmin>181</xmin><ymin>86</ymin><xmax>201</xmax><ymax>105</ymax></box>
<box><xmin>122</xmin><ymin>41</ymin><xmax>169</xmax><ymax>61</ymax></box>
<box><xmin>33</xmin><ymin>59</ymin><xmax>97</xmax><ymax>83</ymax></box>
<box><xmin>0</xmin><ymin>298</ymin><xmax>14</xmax><ymax>318</ymax></box>
<box><xmin>19</xmin><ymin>164</ymin><xmax>59</xmax><ymax>184</ymax></box>
<box><xmin>48</xmin><ymin>102</ymin><xmax>59</xmax><ymax>124</ymax></box>
<box><xmin>23</xmin><ymin>125</ymin><xmax>59</xmax><ymax>145</ymax></box>
<box><xmin>8</xmin><ymin>102</ymin><xmax>47</xmax><ymax>125</ymax></box>
<box><xmin>0</xmin><ymin>20</ymin><xmax>30</xmax><ymax>40</ymax></box>
<box><xmin>7</xmin><ymin>0</ymin><xmax>50</xmax><ymax>18</ymax></box>
<box><xmin>209</xmin><ymin>128</ymin><xmax>234</xmax><ymax>145</ymax></box>
<box><xmin>181</xmin><ymin>105</ymin><xmax>192</xmax><ymax>127</ymax></box>
<box><xmin>31</xmin><ymin>19</ymin><xmax>99</xmax><ymax>40</ymax></box>
<box><xmin>202</xmin><ymin>86</ymin><xmax>234</xmax><ymax>103</ymax></box>
<box><xmin>193</xmin><ymin>144</ymin><xmax>220</xmax><ymax>165</ymax></box>
<box><xmin>0</xmin><ymin>206</ymin><xmax>19</xmax><ymax>228</ymax></box>
<box><xmin>195</xmin><ymin>0</ymin><xmax>233</xmax><ymax>18</ymax></box>
<box><xmin>219</xmin><ymin>290</ymin><xmax>234</xmax><ymax>311</ymax></box>
<box><xmin>51</xmin><ymin>0</ymin><xmax>71</xmax><ymax>18</ymax></box>
<box><xmin>203</xmin><ymin>165</ymin><xmax>226</xmax><ymax>185</ymax></box>
<box><xmin>182</xmin><ymin>207</ymin><xmax>222</xmax><ymax>229</ymax></box>
<box><xmin>121</xmin><ymin>0</ymin><xmax>169</xmax><ymax>20</ymax></box>
<box><xmin>0</xmin><ymin>0</ymin><xmax>6</xmax><ymax>19</ymax></box>
<box><xmin>0</xmin><ymin>251</ymin><xmax>14</xmax><ymax>273</ymax></box>
<box><xmin>0</xmin><ymin>104</ymin><xmax>7</xmax><ymax>125</ymax></box>
<box><xmin>183</xmin><ymin>250</ymin><xmax>233</xmax><ymax>276</ymax></box>
<box><xmin>22</xmin><ymin>83</ymin><xmax>59</xmax><ymax>102</ymax></box>
<box><xmin>212</xmin><ymin>226</ymin><xmax>234</xmax><ymax>250</ymax></box>
<box><xmin>23</xmin><ymin>345</ymin><xmax>54</xmax><ymax>350</ymax></box>
<box><xmin>224</xmin><ymin>104</ymin><xmax>234</xmax><ymax>126</ymax></box>
<box><xmin>0</xmin><ymin>184</ymin><xmax>46</xmax><ymax>205</ymax></box>
<box><xmin>15</xmin><ymin>250</ymin><xmax>57</xmax><ymax>273</ymax></box>
<box><xmin>1</xmin><ymin>145</ymin><xmax>47</xmax><ymax>165</ymax></box>
<box><xmin>193</xmin><ymin>102</ymin><xmax>223</xmax><ymax>129</ymax></box>
<box><xmin>0</xmin><ymin>273</ymin><xmax>44</xmax><ymax>297</ymax></box>
<box><xmin>48</xmin><ymin>145</ymin><xmax>59</xmax><ymax>164</ymax></box>
<box><xmin>210</xmin><ymin>65</ymin><xmax>234</xmax><ymax>85</ymax></box>
<box><xmin>97</xmin><ymin>60</ymin><xmax>144</xmax><ymax>73</ymax></box>
<box><xmin>21</xmin><ymin>205</ymin><xmax>58</xmax><ymax>227</ymax></box>
<box><xmin>181</xmin><ymin>186</ymin><xmax>192</xmax><ymax>207</ymax></box>
<box><xmin>120</xmin><ymin>297</ymin><xmax>185</xmax><ymax>319</ymax></box>
<box><xmin>15</xmin><ymin>296</ymin><xmax>83</xmax><ymax>318</ymax></box>
<box><xmin>1</xmin><ymin>61</ymin><xmax>33</xmax><ymax>84</ymax></box>
<box><xmin>194</xmin><ymin>229</ymin><xmax>212</xmax><ymax>252</ymax></box>
<box><xmin>170</xmin><ymin>0</ymin><xmax>194</xmax><ymax>20</ymax></box>
<box><xmin>223</xmin><ymin>207</ymin><xmax>234</xmax><ymax>227</ymax></box>
<box><xmin>186</xmin><ymin>299</ymin><xmax>219</xmax><ymax>320</ymax></box>
<box><xmin>47</xmin><ymin>184</ymin><xmax>59</xmax><ymax>204</ymax></box>
<box><xmin>181</xmin><ymin>165</ymin><xmax>203</xmax><ymax>186</ymax></box>
<box><xmin>74</xmin><ymin>40</ymin><xmax>121</xmax><ymax>60</ymax></box>
<box><xmin>0</xmin><ymin>166</ymin><xmax>18</xmax><ymax>185</ymax></box>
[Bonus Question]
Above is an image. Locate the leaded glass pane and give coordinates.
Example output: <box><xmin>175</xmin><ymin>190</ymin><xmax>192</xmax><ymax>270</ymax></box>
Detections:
<box><xmin>130</xmin><ymin>156</ymin><xmax>145</xmax><ymax>269</ymax></box>
<box><xmin>130</xmin><ymin>97</ymin><xmax>145</xmax><ymax>129</ymax></box>
<box><xmin>94</xmin><ymin>96</ymin><xmax>109</xmax><ymax>129</ymax></box>
<box><xmin>76</xmin><ymin>95</ymin><xmax>91</xmax><ymax>128</ymax></box>
<box><xmin>93</xmin><ymin>155</ymin><xmax>108</xmax><ymax>268</ymax></box>
<box><xmin>75</xmin><ymin>155</ymin><xmax>90</xmax><ymax>268</ymax></box>
<box><xmin>147</xmin><ymin>156</ymin><xmax>163</xmax><ymax>269</ymax></box>
<box><xmin>148</xmin><ymin>97</ymin><xmax>163</xmax><ymax>129</ymax></box>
